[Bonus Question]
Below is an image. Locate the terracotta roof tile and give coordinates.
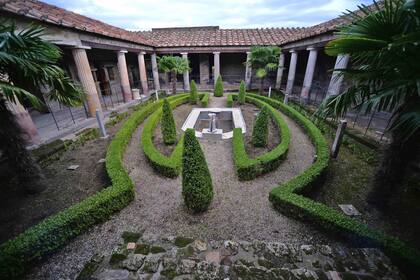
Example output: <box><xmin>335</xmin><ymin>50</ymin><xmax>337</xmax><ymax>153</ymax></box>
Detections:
<box><xmin>0</xmin><ymin>0</ymin><xmax>153</xmax><ymax>46</ymax></box>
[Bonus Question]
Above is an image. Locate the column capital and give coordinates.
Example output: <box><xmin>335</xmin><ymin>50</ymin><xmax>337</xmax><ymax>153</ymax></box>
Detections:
<box><xmin>306</xmin><ymin>46</ymin><xmax>318</xmax><ymax>51</ymax></box>
<box><xmin>289</xmin><ymin>49</ymin><xmax>297</xmax><ymax>53</ymax></box>
<box><xmin>118</xmin><ymin>49</ymin><xmax>128</xmax><ymax>54</ymax></box>
<box><xmin>246</xmin><ymin>51</ymin><xmax>251</xmax><ymax>55</ymax></box>
<box><xmin>138</xmin><ymin>51</ymin><xmax>147</xmax><ymax>55</ymax></box>
<box><xmin>73</xmin><ymin>45</ymin><xmax>91</xmax><ymax>50</ymax></box>
<box><xmin>180</xmin><ymin>52</ymin><xmax>188</xmax><ymax>55</ymax></box>
<box><xmin>213</xmin><ymin>51</ymin><xmax>221</xmax><ymax>55</ymax></box>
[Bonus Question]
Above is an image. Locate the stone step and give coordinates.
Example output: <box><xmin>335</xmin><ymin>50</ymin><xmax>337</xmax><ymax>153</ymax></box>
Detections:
<box><xmin>77</xmin><ymin>232</ymin><xmax>403</xmax><ymax>280</ymax></box>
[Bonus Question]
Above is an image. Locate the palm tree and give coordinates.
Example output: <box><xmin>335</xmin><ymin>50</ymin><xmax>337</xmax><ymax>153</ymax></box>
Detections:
<box><xmin>0</xmin><ymin>23</ymin><xmax>84</xmax><ymax>194</ymax></box>
<box><xmin>246</xmin><ymin>46</ymin><xmax>280</xmax><ymax>94</ymax></box>
<box><xmin>157</xmin><ymin>55</ymin><xmax>190</xmax><ymax>95</ymax></box>
<box><xmin>317</xmin><ymin>0</ymin><xmax>420</xmax><ymax>207</ymax></box>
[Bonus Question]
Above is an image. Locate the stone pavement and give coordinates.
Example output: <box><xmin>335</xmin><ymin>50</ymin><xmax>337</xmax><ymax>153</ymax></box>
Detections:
<box><xmin>77</xmin><ymin>232</ymin><xmax>403</xmax><ymax>280</ymax></box>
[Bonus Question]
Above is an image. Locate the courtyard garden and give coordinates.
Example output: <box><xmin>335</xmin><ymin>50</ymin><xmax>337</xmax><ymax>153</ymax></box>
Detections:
<box><xmin>0</xmin><ymin>0</ymin><xmax>420</xmax><ymax>279</ymax></box>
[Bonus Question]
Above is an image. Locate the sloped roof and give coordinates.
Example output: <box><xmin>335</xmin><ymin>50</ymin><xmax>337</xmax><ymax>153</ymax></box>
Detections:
<box><xmin>0</xmin><ymin>0</ymin><xmax>153</xmax><ymax>46</ymax></box>
<box><xmin>0</xmin><ymin>0</ymin><xmax>379</xmax><ymax>49</ymax></box>
<box><xmin>138</xmin><ymin>26</ymin><xmax>309</xmax><ymax>47</ymax></box>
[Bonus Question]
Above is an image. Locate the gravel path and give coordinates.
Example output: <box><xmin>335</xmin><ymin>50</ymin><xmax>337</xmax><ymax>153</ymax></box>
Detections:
<box><xmin>27</xmin><ymin>96</ymin><xmax>335</xmax><ymax>280</ymax></box>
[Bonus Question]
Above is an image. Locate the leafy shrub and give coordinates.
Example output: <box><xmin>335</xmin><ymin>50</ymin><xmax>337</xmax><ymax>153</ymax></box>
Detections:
<box><xmin>214</xmin><ymin>75</ymin><xmax>223</xmax><ymax>97</ymax></box>
<box><xmin>0</xmin><ymin>97</ymin><xmax>171</xmax><ymax>279</ymax></box>
<box><xmin>252</xmin><ymin>105</ymin><xmax>269</xmax><ymax>147</ymax></box>
<box><xmin>201</xmin><ymin>93</ymin><xmax>210</xmax><ymax>107</ymax></box>
<box><xmin>182</xmin><ymin>129</ymin><xmax>213</xmax><ymax>212</ymax></box>
<box><xmin>227</xmin><ymin>94</ymin><xmax>234</xmax><ymax>107</ymax></box>
<box><xmin>189</xmin><ymin>80</ymin><xmax>198</xmax><ymax>104</ymax></box>
<box><xmin>238</xmin><ymin>80</ymin><xmax>246</xmax><ymax>104</ymax></box>
<box><xmin>161</xmin><ymin>99</ymin><xmax>177</xmax><ymax>145</ymax></box>
<box><xmin>247</xmin><ymin>93</ymin><xmax>420</xmax><ymax>273</ymax></box>
<box><xmin>231</xmin><ymin>94</ymin><xmax>289</xmax><ymax>180</ymax></box>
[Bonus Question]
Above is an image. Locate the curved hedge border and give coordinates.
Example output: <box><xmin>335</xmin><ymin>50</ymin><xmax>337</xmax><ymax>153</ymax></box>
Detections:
<box><xmin>232</xmin><ymin>94</ymin><xmax>290</xmax><ymax>180</ymax></box>
<box><xmin>247</xmin><ymin>93</ymin><xmax>420</xmax><ymax>273</ymax></box>
<box><xmin>140</xmin><ymin>94</ymin><xmax>191</xmax><ymax>178</ymax></box>
<box><xmin>200</xmin><ymin>92</ymin><xmax>210</xmax><ymax>107</ymax></box>
<box><xmin>0</xmin><ymin>98</ymin><xmax>173</xmax><ymax>280</ymax></box>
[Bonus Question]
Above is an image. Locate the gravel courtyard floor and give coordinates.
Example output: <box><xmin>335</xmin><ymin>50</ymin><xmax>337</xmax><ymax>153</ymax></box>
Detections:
<box><xmin>27</xmin><ymin>96</ymin><xmax>337</xmax><ymax>280</ymax></box>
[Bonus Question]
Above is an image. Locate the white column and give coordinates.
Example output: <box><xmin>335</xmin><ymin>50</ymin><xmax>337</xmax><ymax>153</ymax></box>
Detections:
<box><xmin>275</xmin><ymin>53</ymin><xmax>285</xmax><ymax>89</ymax></box>
<box><xmin>285</xmin><ymin>50</ymin><xmax>298</xmax><ymax>95</ymax></box>
<box><xmin>300</xmin><ymin>47</ymin><xmax>318</xmax><ymax>102</ymax></box>
<box><xmin>72</xmin><ymin>46</ymin><xmax>102</xmax><ymax>116</ymax></box>
<box><xmin>245</xmin><ymin>51</ymin><xmax>252</xmax><ymax>89</ymax></box>
<box><xmin>327</xmin><ymin>54</ymin><xmax>350</xmax><ymax>97</ymax></box>
<box><xmin>213</xmin><ymin>51</ymin><xmax>220</xmax><ymax>84</ymax></box>
<box><xmin>151</xmin><ymin>53</ymin><xmax>160</xmax><ymax>91</ymax></box>
<box><xmin>137</xmin><ymin>51</ymin><xmax>149</xmax><ymax>95</ymax></box>
<box><xmin>181</xmin><ymin>52</ymin><xmax>190</xmax><ymax>91</ymax></box>
<box><xmin>117</xmin><ymin>50</ymin><xmax>132</xmax><ymax>102</ymax></box>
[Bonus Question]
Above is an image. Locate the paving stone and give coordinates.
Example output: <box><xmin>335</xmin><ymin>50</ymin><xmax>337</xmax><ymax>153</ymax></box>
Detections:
<box><xmin>126</xmin><ymin>242</ymin><xmax>136</xmax><ymax>250</ymax></box>
<box><xmin>193</xmin><ymin>239</ymin><xmax>208</xmax><ymax>252</ymax></box>
<box><xmin>97</xmin><ymin>158</ymin><xmax>106</xmax><ymax>163</ymax></box>
<box><xmin>177</xmin><ymin>259</ymin><xmax>196</xmax><ymax>274</ymax></box>
<box><xmin>338</xmin><ymin>204</ymin><xmax>361</xmax><ymax>217</ymax></box>
<box><xmin>205</xmin><ymin>250</ymin><xmax>221</xmax><ymax>264</ymax></box>
<box><xmin>67</xmin><ymin>164</ymin><xmax>79</xmax><ymax>170</ymax></box>
<box><xmin>120</xmin><ymin>254</ymin><xmax>145</xmax><ymax>271</ymax></box>
<box><xmin>95</xmin><ymin>269</ymin><xmax>130</xmax><ymax>280</ymax></box>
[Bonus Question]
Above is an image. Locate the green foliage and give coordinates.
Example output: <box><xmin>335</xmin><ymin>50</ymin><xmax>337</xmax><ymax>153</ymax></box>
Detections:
<box><xmin>189</xmin><ymin>80</ymin><xmax>198</xmax><ymax>104</ymax></box>
<box><xmin>247</xmin><ymin>46</ymin><xmax>280</xmax><ymax>93</ymax></box>
<box><xmin>121</xmin><ymin>231</ymin><xmax>141</xmax><ymax>243</ymax></box>
<box><xmin>238</xmin><ymin>81</ymin><xmax>246</xmax><ymax>104</ymax></box>
<box><xmin>0</xmin><ymin>23</ymin><xmax>83</xmax><ymax>109</ymax></box>
<box><xmin>161</xmin><ymin>99</ymin><xmax>177</xmax><ymax>145</ymax></box>
<box><xmin>174</xmin><ymin>236</ymin><xmax>194</xmax><ymax>247</ymax></box>
<box><xmin>201</xmin><ymin>93</ymin><xmax>210</xmax><ymax>107</ymax></box>
<box><xmin>227</xmin><ymin>94</ymin><xmax>234</xmax><ymax>107</ymax></box>
<box><xmin>247</xmin><ymin>93</ymin><xmax>420</xmax><ymax>273</ymax></box>
<box><xmin>214</xmin><ymin>75</ymin><xmax>224</xmax><ymax>97</ymax></box>
<box><xmin>319</xmin><ymin>0</ymin><xmax>420</xmax><ymax>141</ymax></box>
<box><xmin>157</xmin><ymin>55</ymin><xmax>190</xmax><ymax>95</ymax></box>
<box><xmin>135</xmin><ymin>244</ymin><xmax>150</xmax><ymax>255</ymax></box>
<box><xmin>0</xmin><ymin>97</ymin><xmax>167</xmax><ymax>279</ymax></box>
<box><xmin>141</xmin><ymin>95</ymin><xmax>190</xmax><ymax>177</ymax></box>
<box><xmin>231</xmin><ymin>94</ymin><xmax>290</xmax><ymax>180</ymax></box>
<box><xmin>252</xmin><ymin>105</ymin><xmax>269</xmax><ymax>147</ymax></box>
<box><xmin>182</xmin><ymin>129</ymin><xmax>213</xmax><ymax>213</ymax></box>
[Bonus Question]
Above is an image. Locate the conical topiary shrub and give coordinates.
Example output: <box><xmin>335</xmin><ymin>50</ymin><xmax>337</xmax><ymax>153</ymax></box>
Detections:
<box><xmin>182</xmin><ymin>128</ymin><xmax>213</xmax><ymax>213</ymax></box>
<box><xmin>214</xmin><ymin>75</ymin><xmax>224</xmax><ymax>97</ymax></box>
<box><xmin>161</xmin><ymin>98</ymin><xmax>177</xmax><ymax>145</ymax></box>
<box><xmin>238</xmin><ymin>80</ymin><xmax>246</xmax><ymax>104</ymax></box>
<box><xmin>190</xmin><ymin>80</ymin><xmax>198</xmax><ymax>104</ymax></box>
<box><xmin>252</xmin><ymin>106</ymin><xmax>269</xmax><ymax>147</ymax></box>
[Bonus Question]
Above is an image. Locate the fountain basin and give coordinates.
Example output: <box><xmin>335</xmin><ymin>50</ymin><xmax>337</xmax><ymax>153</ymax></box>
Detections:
<box><xmin>181</xmin><ymin>108</ymin><xmax>246</xmax><ymax>139</ymax></box>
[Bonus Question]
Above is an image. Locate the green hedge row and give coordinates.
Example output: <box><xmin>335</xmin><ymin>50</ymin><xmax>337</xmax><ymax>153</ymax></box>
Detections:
<box><xmin>140</xmin><ymin>94</ymin><xmax>190</xmax><ymax>178</ymax></box>
<box><xmin>247</xmin><ymin>93</ymin><xmax>420</xmax><ymax>273</ymax></box>
<box><xmin>161</xmin><ymin>99</ymin><xmax>177</xmax><ymax>145</ymax></box>
<box><xmin>231</xmin><ymin>94</ymin><xmax>290</xmax><ymax>180</ymax></box>
<box><xmin>200</xmin><ymin>92</ymin><xmax>210</xmax><ymax>107</ymax></box>
<box><xmin>226</xmin><ymin>94</ymin><xmax>234</xmax><ymax>107</ymax></box>
<box><xmin>0</xmin><ymin>98</ymin><xmax>169</xmax><ymax>280</ymax></box>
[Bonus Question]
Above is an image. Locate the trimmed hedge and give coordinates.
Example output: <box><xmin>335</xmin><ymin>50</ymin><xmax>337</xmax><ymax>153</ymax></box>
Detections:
<box><xmin>247</xmin><ymin>93</ymin><xmax>420</xmax><ymax>274</ymax></box>
<box><xmin>214</xmin><ymin>75</ymin><xmax>223</xmax><ymax>97</ymax></box>
<box><xmin>141</xmin><ymin>94</ymin><xmax>190</xmax><ymax>178</ymax></box>
<box><xmin>189</xmin><ymin>80</ymin><xmax>198</xmax><ymax>104</ymax></box>
<box><xmin>0</xmin><ymin>99</ymin><xmax>167</xmax><ymax>280</ymax></box>
<box><xmin>182</xmin><ymin>129</ymin><xmax>214</xmax><ymax>212</ymax></box>
<box><xmin>161</xmin><ymin>99</ymin><xmax>177</xmax><ymax>145</ymax></box>
<box><xmin>226</xmin><ymin>94</ymin><xmax>234</xmax><ymax>107</ymax></box>
<box><xmin>238</xmin><ymin>80</ymin><xmax>246</xmax><ymax>104</ymax></box>
<box><xmin>252</xmin><ymin>105</ymin><xmax>269</xmax><ymax>147</ymax></box>
<box><xmin>200</xmin><ymin>93</ymin><xmax>210</xmax><ymax>107</ymax></box>
<box><xmin>232</xmin><ymin>94</ymin><xmax>290</xmax><ymax>180</ymax></box>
